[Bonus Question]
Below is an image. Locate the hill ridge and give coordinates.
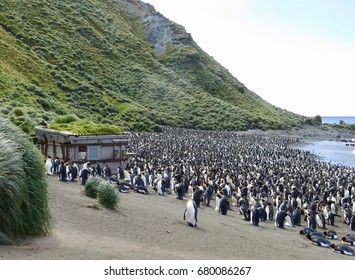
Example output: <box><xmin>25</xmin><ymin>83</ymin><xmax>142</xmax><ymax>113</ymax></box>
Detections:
<box><xmin>0</xmin><ymin>0</ymin><xmax>307</xmax><ymax>134</ymax></box>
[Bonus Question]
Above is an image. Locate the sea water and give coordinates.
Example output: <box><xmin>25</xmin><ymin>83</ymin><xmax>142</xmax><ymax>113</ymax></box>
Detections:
<box><xmin>321</xmin><ymin>116</ymin><xmax>355</xmax><ymax>124</ymax></box>
<box><xmin>295</xmin><ymin>140</ymin><xmax>355</xmax><ymax>168</ymax></box>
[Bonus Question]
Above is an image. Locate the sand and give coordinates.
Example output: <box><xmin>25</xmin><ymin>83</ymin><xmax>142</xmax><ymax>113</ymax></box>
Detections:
<box><xmin>0</xmin><ymin>175</ymin><xmax>353</xmax><ymax>260</ymax></box>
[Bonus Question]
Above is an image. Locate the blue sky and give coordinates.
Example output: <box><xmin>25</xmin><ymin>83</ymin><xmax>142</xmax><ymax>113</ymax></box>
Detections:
<box><xmin>144</xmin><ymin>0</ymin><xmax>355</xmax><ymax>116</ymax></box>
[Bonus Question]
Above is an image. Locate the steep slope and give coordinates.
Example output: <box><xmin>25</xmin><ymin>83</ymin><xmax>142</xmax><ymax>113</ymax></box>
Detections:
<box><xmin>0</xmin><ymin>0</ymin><xmax>307</xmax><ymax>134</ymax></box>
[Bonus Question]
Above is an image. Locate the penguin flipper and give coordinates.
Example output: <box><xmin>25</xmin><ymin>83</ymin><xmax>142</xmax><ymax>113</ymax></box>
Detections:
<box><xmin>183</xmin><ymin>208</ymin><xmax>187</xmax><ymax>221</ymax></box>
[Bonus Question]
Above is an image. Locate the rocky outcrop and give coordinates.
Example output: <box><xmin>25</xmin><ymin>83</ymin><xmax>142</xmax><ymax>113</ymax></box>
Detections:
<box><xmin>113</xmin><ymin>0</ymin><xmax>193</xmax><ymax>54</ymax></box>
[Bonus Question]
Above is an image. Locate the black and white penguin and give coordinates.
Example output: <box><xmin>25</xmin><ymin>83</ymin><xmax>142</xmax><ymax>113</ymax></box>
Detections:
<box><xmin>250</xmin><ymin>207</ymin><xmax>260</xmax><ymax>226</ymax></box>
<box><xmin>201</xmin><ymin>186</ymin><xmax>212</xmax><ymax>206</ymax></box>
<box><xmin>265</xmin><ymin>203</ymin><xmax>274</xmax><ymax>221</ymax></box>
<box><xmin>307</xmin><ymin>213</ymin><xmax>317</xmax><ymax>230</ymax></box>
<box><xmin>285</xmin><ymin>212</ymin><xmax>295</xmax><ymax>227</ymax></box>
<box><xmin>308</xmin><ymin>231</ymin><xmax>324</xmax><ymax>238</ymax></box>
<box><xmin>306</xmin><ymin>234</ymin><xmax>333</xmax><ymax>248</ymax></box>
<box><xmin>219</xmin><ymin>196</ymin><xmax>229</xmax><ymax>215</ymax></box>
<box><xmin>343</xmin><ymin>208</ymin><xmax>352</xmax><ymax>224</ymax></box>
<box><xmin>341</xmin><ymin>234</ymin><xmax>355</xmax><ymax>246</ymax></box>
<box><xmin>136</xmin><ymin>185</ymin><xmax>149</xmax><ymax>195</ymax></box>
<box><xmin>293</xmin><ymin>207</ymin><xmax>302</xmax><ymax>226</ymax></box>
<box><xmin>331</xmin><ymin>244</ymin><xmax>355</xmax><ymax>256</ymax></box>
<box><xmin>184</xmin><ymin>199</ymin><xmax>198</xmax><ymax>227</ymax></box>
<box><xmin>350</xmin><ymin>214</ymin><xmax>355</xmax><ymax>231</ymax></box>
<box><xmin>323</xmin><ymin>230</ymin><xmax>338</xmax><ymax>240</ymax></box>
<box><xmin>299</xmin><ymin>227</ymin><xmax>316</xmax><ymax>235</ymax></box>
<box><xmin>316</xmin><ymin>212</ymin><xmax>327</xmax><ymax>229</ymax></box>
<box><xmin>275</xmin><ymin>210</ymin><xmax>286</xmax><ymax>229</ymax></box>
<box><xmin>116</xmin><ymin>184</ymin><xmax>130</xmax><ymax>193</ymax></box>
<box><xmin>174</xmin><ymin>183</ymin><xmax>185</xmax><ymax>200</ymax></box>
<box><xmin>192</xmin><ymin>188</ymin><xmax>204</xmax><ymax>208</ymax></box>
<box><xmin>326</xmin><ymin>209</ymin><xmax>335</xmax><ymax>226</ymax></box>
<box><xmin>257</xmin><ymin>207</ymin><xmax>267</xmax><ymax>221</ymax></box>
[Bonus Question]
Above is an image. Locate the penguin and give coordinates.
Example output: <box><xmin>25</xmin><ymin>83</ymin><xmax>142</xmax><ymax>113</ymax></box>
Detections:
<box><xmin>331</xmin><ymin>244</ymin><xmax>355</xmax><ymax>256</ymax></box>
<box><xmin>341</xmin><ymin>234</ymin><xmax>355</xmax><ymax>246</ymax></box>
<box><xmin>156</xmin><ymin>179</ymin><xmax>165</xmax><ymax>196</ymax></box>
<box><xmin>215</xmin><ymin>193</ymin><xmax>221</xmax><ymax>211</ymax></box>
<box><xmin>116</xmin><ymin>184</ymin><xmax>130</xmax><ymax>193</ymax></box>
<box><xmin>308</xmin><ymin>231</ymin><xmax>324</xmax><ymax>238</ymax></box>
<box><xmin>316</xmin><ymin>212</ymin><xmax>327</xmax><ymax>229</ymax></box>
<box><xmin>350</xmin><ymin>214</ymin><xmax>355</xmax><ymax>231</ymax></box>
<box><xmin>293</xmin><ymin>207</ymin><xmax>302</xmax><ymax>226</ymax></box>
<box><xmin>309</xmin><ymin>202</ymin><xmax>317</xmax><ymax>215</ymax></box>
<box><xmin>323</xmin><ymin>230</ymin><xmax>338</xmax><ymax>240</ymax></box>
<box><xmin>343</xmin><ymin>208</ymin><xmax>352</xmax><ymax>224</ymax></box>
<box><xmin>306</xmin><ymin>234</ymin><xmax>333</xmax><ymax>248</ymax></box>
<box><xmin>257</xmin><ymin>207</ymin><xmax>267</xmax><ymax>221</ymax></box>
<box><xmin>307</xmin><ymin>213</ymin><xmax>317</xmax><ymax>230</ymax></box>
<box><xmin>326</xmin><ymin>210</ymin><xmax>335</xmax><ymax>226</ymax></box>
<box><xmin>275</xmin><ymin>210</ymin><xmax>286</xmax><ymax>229</ymax></box>
<box><xmin>192</xmin><ymin>188</ymin><xmax>204</xmax><ymax>208</ymax></box>
<box><xmin>299</xmin><ymin>227</ymin><xmax>315</xmax><ymax>235</ymax></box>
<box><xmin>201</xmin><ymin>186</ymin><xmax>212</xmax><ymax>206</ymax></box>
<box><xmin>136</xmin><ymin>185</ymin><xmax>149</xmax><ymax>195</ymax></box>
<box><xmin>285</xmin><ymin>212</ymin><xmax>294</xmax><ymax>227</ymax></box>
<box><xmin>45</xmin><ymin>157</ymin><xmax>53</xmax><ymax>175</ymax></box>
<box><xmin>250</xmin><ymin>207</ymin><xmax>260</xmax><ymax>226</ymax></box>
<box><xmin>174</xmin><ymin>183</ymin><xmax>185</xmax><ymax>200</ymax></box>
<box><xmin>184</xmin><ymin>199</ymin><xmax>198</xmax><ymax>227</ymax></box>
<box><xmin>330</xmin><ymin>201</ymin><xmax>338</xmax><ymax>216</ymax></box>
<box><xmin>265</xmin><ymin>203</ymin><xmax>274</xmax><ymax>221</ymax></box>
<box><xmin>219</xmin><ymin>196</ymin><xmax>229</xmax><ymax>215</ymax></box>
<box><xmin>240</xmin><ymin>205</ymin><xmax>250</xmax><ymax>221</ymax></box>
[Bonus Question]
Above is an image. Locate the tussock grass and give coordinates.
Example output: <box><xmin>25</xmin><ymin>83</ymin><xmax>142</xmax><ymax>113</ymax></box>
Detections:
<box><xmin>84</xmin><ymin>177</ymin><xmax>120</xmax><ymax>209</ymax></box>
<box><xmin>84</xmin><ymin>176</ymin><xmax>102</xmax><ymax>198</ymax></box>
<box><xmin>97</xmin><ymin>181</ymin><xmax>119</xmax><ymax>210</ymax></box>
<box><xmin>0</xmin><ymin>118</ymin><xmax>50</xmax><ymax>245</ymax></box>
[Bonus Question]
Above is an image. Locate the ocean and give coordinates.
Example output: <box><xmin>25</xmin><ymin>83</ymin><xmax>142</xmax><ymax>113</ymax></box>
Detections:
<box><xmin>321</xmin><ymin>116</ymin><xmax>355</xmax><ymax>124</ymax></box>
<box><xmin>294</xmin><ymin>140</ymin><xmax>355</xmax><ymax>168</ymax></box>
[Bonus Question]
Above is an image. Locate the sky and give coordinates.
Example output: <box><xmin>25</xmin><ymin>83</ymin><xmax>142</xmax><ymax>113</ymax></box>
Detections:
<box><xmin>143</xmin><ymin>0</ymin><xmax>355</xmax><ymax>117</ymax></box>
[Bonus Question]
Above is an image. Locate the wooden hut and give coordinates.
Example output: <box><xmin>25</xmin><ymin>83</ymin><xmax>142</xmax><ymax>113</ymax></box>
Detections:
<box><xmin>35</xmin><ymin>127</ymin><xmax>131</xmax><ymax>172</ymax></box>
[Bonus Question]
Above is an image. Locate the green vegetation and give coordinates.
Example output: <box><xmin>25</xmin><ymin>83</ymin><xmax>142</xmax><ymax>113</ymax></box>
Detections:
<box><xmin>84</xmin><ymin>177</ymin><xmax>119</xmax><ymax>209</ymax></box>
<box><xmin>84</xmin><ymin>176</ymin><xmax>101</xmax><ymax>198</ymax></box>
<box><xmin>97</xmin><ymin>181</ymin><xmax>120</xmax><ymax>209</ymax></box>
<box><xmin>0</xmin><ymin>118</ymin><xmax>51</xmax><ymax>245</ymax></box>
<box><xmin>0</xmin><ymin>0</ymin><xmax>308</xmax><ymax>134</ymax></box>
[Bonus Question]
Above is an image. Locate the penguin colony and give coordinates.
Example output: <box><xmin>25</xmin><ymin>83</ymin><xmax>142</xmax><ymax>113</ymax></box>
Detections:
<box><xmin>109</xmin><ymin>127</ymin><xmax>355</xmax><ymax>257</ymax></box>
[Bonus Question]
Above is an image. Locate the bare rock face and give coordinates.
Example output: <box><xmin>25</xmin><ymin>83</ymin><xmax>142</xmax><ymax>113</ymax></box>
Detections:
<box><xmin>113</xmin><ymin>0</ymin><xmax>193</xmax><ymax>54</ymax></box>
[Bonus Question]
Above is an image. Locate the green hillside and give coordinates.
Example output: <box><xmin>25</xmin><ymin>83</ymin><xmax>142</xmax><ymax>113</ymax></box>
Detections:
<box><xmin>0</xmin><ymin>0</ymin><xmax>307</xmax><ymax>134</ymax></box>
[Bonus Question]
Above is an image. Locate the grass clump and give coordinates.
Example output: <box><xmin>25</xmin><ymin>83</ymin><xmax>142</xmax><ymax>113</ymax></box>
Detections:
<box><xmin>97</xmin><ymin>181</ymin><xmax>119</xmax><ymax>209</ymax></box>
<box><xmin>0</xmin><ymin>118</ymin><xmax>51</xmax><ymax>245</ymax></box>
<box><xmin>49</xmin><ymin>119</ymin><xmax>124</xmax><ymax>134</ymax></box>
<box><xmin>53</xmin><ymin>114</ymin><xmax>79</xmax><ymax>124</ymax></box>
<box><xmin>84</xmin><ymin>177</ymin><xmax>120</xmax><ymax>209</ymax></box>
<box><xmin>84</xmin><ymin>176</ymin><xmax>102</xmax><ymax>198</ymax></box>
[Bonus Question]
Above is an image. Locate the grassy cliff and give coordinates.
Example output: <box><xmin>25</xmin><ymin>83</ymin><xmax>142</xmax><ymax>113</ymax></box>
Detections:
<box><xmin>0</xmin><ymin>0</ymin><xmax>307</xmax><ymax>134</ymax></box>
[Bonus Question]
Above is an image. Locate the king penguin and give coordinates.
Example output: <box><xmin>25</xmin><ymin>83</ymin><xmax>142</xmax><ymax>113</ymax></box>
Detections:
<box><xmin>350</xmin><ymin>214</ymin><xmax>355</xmax><ymax>231</ymax></box>
<box><xmin>306</xmin><ymin>234</ymin><xmax>333</xmax><ymax>248</ymax></box>
<box><xmin>275</xmin><ymin>210</ymin><xmax>286</xmax><ymax>229</ymax></box>
<box><xmin>219</xmin><ymin>196</ymin><xmax>229</xmax><ymax>215</ymax></box>
<box><xmin>323</xmin><ymin>230</ymin><xmax>338</xmax><ymax>239</ymax></box>
<box><xmin>331</xmin><ymin>244</ymin><xmax>355</xmax><ymax>256</ymax></box>
<box><xmin>184</xmin><ymin>199</ymin><xmax>198</xmax><ymax>227</ymax></box>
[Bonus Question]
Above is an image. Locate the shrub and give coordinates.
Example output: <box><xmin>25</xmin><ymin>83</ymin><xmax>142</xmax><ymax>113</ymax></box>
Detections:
<box><xmin>0</xmin><ymin>118</ymin><xmax>50</xmax><ymax>245</ymax></box>
<box><xmin>53</xmin><ymin>114</ymin><xmax>78</xmax><ymax>124</ymax></box>
<box><xmin>97</xmin><ymin>181</ymin><xmax>119</xmax><ymax>209</ymax></box>
<box><xmin>84</xmin><ymin>176</ymin><xmax>102</xmax><ymax>198</ymax></box>
<box><xmin>12</xmin><ymin>107</ymin><xmax>25</xmax><ymax>116</ymax></box>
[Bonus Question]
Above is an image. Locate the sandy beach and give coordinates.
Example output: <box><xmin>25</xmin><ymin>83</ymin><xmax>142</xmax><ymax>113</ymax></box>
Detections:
<box><xmin>0</xmin><ymin>174</ymin><xmax>353</xmax><ymax>260</ymax></box>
